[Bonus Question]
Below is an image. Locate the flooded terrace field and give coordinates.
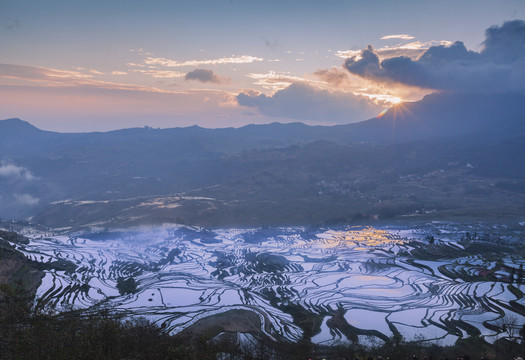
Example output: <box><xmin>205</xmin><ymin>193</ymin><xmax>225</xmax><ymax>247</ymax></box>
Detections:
<box><xmin>11</xmin><ymin>223</ymin><xmax>525</xmax><ymax>345</ymax></box>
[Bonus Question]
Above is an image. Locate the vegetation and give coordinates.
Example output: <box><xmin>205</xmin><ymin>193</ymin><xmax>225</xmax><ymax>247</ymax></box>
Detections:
<box><xmin>116</xmin><ymin>276</ymin><xmax>138</xmax><ymax>295</ymax></box>
<box><xmin>0</xmin><ymin>232</ymin><xmax>43</xmax><ymax>302</ymax></box>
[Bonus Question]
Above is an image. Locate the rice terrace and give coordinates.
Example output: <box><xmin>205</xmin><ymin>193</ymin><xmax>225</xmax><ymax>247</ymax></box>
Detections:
<box><xmin>10</xmin><ymin>222</ymin><xmax>524</xmax><ymax>348</ymax></box>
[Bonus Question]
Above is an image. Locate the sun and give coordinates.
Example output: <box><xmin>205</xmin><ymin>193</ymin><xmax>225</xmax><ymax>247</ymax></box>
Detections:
<box><xmin>390</xmin><ymin>97</ymin><xmax>403</xmax><ymax>104</ymax></box>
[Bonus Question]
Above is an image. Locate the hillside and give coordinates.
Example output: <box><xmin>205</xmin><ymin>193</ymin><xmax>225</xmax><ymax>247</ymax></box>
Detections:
<box><xmin>0</xmin><ymin>230</ymin><xmax>42</xmax><ymax>301</ymax></box>
<box><xmin>1</xmin><ymin>91</ymin><xmax>525</xmax><ymax>228</ymax></box>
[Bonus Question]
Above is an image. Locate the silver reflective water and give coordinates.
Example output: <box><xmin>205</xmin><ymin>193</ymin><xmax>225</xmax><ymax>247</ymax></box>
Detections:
<box><xmin>15</xmin><ymin>225</ymin><xmax>524</xmax><ymax>346</ymax></box>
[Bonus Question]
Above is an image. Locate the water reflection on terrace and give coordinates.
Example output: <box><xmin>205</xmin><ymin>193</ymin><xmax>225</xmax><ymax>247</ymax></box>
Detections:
<box><xmin>317</xmin><ymin>226</ymin><xmax>406</xmax><ymax>248</ymax></box>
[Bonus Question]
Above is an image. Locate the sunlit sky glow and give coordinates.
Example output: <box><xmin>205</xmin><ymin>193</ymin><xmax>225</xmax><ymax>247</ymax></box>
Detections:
<box><xmin>1</xmin><ymin>0</ymin><xmax>524</xmax><ymax>132</ymax></box>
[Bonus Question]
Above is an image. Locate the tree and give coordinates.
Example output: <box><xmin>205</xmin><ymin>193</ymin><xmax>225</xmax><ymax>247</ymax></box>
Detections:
<box><xmin>425</xmin><ymin>235</ymin><xmax>435</xmax><ymax>244</ymax></box>
<box><xmin>509</xmin><ymin>267</ymin><xmax>516</xmax><ymax>283</ymax></box>
<box><xmin>116</xmin><ymin>277</ymin><xmax>138</xmax><ymax>295</ymax></box>
<box><xmin>497</xmin><ymin>315</ymin><xmax>519</xmax><ymax>342</ymax></box>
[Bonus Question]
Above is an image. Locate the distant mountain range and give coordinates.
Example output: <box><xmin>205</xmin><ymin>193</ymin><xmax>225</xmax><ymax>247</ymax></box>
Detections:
<box><xmin>1</xmin><ymin>91</ymin><xmax>524</xmax><ymax>228</ymax></box>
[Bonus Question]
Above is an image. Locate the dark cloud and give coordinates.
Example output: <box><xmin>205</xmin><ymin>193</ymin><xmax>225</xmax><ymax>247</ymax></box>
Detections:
<box><xmin>314</xmin><ymin>68</ymin><xmax>348</xmax><ymax>86</ymax></box>
<box><xmin>482</xmin><ymin>20</ymin><xmax>525</xmax><ymax>61</ymax></box>
<box><xmin>344</xmin><ymin>20</ymin><xmax>525</xmax><ymax>92</ymax></box>
<box><xmin>344</xmin><ymin>45</ymin><xmax>381</xmax><ymax>78</ymax></box>
<box><xmin>237</xmin><ymin>83</ymin><xmax>381</xmax><ymax>124</ymax></box>
<box><xmin>184</xmin><ymin>69</ymin><xmax>222</xmax><ymax>83</ymax></box>
<box><xmin>417</xmin><ymin>41</ymin><xmax>480</xmax><ymax>64</ymax></box>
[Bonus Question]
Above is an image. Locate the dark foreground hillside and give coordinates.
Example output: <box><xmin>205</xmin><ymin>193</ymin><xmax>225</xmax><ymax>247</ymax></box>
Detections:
<box><xmin>1</xmin><ymin>298</ymin><xmax>524</xmax><ymax>360</ymax></box>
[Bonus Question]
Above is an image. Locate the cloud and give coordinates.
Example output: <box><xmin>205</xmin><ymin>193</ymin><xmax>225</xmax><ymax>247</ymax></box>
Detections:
<box><xmin>335</xmin><ymin>49</ymin><xmax>362</xmax><ymax>59</ymax></box>
<box><xmin>246</xmin><ymin>71</ymin><xmax>310</xmax><ymax>90</ymax></box>
<box><xmin>0</xmin><ymin>64</ymin><xmax>92</xmax><ymax>81</ymax></box>
<box><xmin>482</xmin><ymin>20</ymin><xmax>525</xmax><ymax>62</ymax></box>
<box><xmin>344</xmin><ymin>20</ymin><xmax>525</xmax><ymax>92</ymax></box>
<box><xmin>237</xmin><ymin>83</ymin><xmax>381</xmax><ymax>124</ymax></box>
<box><xmin>314</xmin><ymin>68</ymin><xmax>348</xmax><ymax>86</ymax></box>
<box><xmin>312</xmin><ymin>65</ymin><xmax>423</xmax><ymax>104</ymax></box>
<box><xmin>131</xmin><ymin>48</ymin><xmax>153</xmax><ymax>56</ymax></box>
<box><xmin>13</xmin><ymin>193</ymin><xmax>39</xmax><ymax>206</ymax></box>
<box><xmin>0</xmin><ymin>163</ymin><xmax>35</xmax><ymax>181</ymax></box>
<box><xmin>144</xmin><ymin>55</ymin><xmax>263</xmax><ymax>67</ymax></box>
<box><xmin>135</xmin><ymin>69</ymin><xmax>185</xmax><ymax>78</ymax></box>
<box><xmin>381</xmin><ymin>34</ymin><xmax>415</xmax><ymax>40</ymax></box>
<box><xmin>0</xmin><ymin>63</ymin><xmax>185</xmax><ymax>94</ymax></box>
<box><xmin>335</xmin><ymin>40</ymin><xmax>453</xmax><ymax>60</ymax></box>
<box><xmin>126</xmin><ymin>62</ymin><xmax>146</xmax><ymax>68</ymax></box>
<box><xmin>184</xmin><ymin>69</ymin><xmax>222</xmax><ymax>83</ymax></box>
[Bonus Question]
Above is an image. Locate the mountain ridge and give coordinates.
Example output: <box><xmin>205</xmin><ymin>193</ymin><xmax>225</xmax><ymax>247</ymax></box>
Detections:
<box><xmin>1</xmin><ymin>91</ymin><xmax>525</xmax><ymax>227</ymax></box>
<box><xmin>3</xmin><ymin>90</ymin><xmax>524</xmax><ymax>145</ymax></box>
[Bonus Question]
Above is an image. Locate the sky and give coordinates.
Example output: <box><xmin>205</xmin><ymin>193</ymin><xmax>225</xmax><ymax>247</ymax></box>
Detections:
<box><xmin>1</xmin><ymin>0</ymin><xmax>525</xmax><ymax>132</ymax></box>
